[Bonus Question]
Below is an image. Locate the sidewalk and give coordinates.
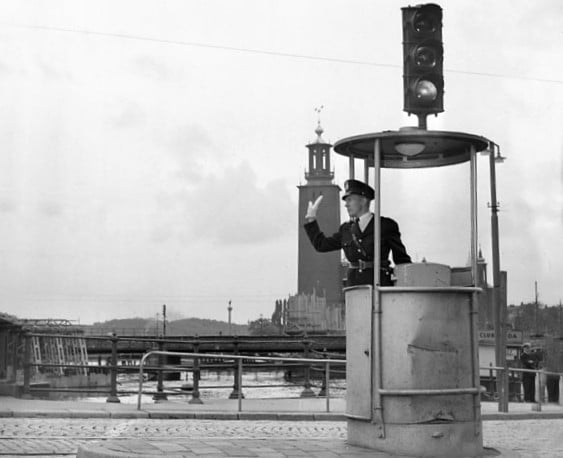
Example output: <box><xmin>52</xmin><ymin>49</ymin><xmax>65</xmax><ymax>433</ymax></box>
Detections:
<box><xmin>2</xmin><ymin>396</ymin><xmax>562</xmax><ymax>457</ymax></box>
<box><xmin>1</xmin><ymin>395</ymin><xmax>563</xmax><ymax>421</ymax></box>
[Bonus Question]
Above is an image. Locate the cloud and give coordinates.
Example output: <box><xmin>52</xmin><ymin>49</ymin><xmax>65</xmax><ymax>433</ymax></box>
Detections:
<box><xmin>153</xmin><ymin>161</ymin><xmax>295</xmax><ymax>245</ymax></box>
<box><xmin>108</xmin><ymin>99</ymin><xmax>146</xmax><ymax>129</ymax></box>
<box><xmin>130</xmin><ymin>55</ymin><xmax>174</xmax><ymax>81</ymax></box>
<box><xmin>35</xmin><ymin>53</ymin><xmax>71</xmax><ymax>80</ymax></box>
<box><xmin>0</xmin><ymin>59</ymin><xmax>10</xmax><ymax>76</ymax></box>
<box><xmin>0</xmin><ymin>198</ymin><xmax>16</xmax><ymax>214</ymax></box>
<box><xmin>156</xmin><ymin>123</ymin><xmax>221</xmax><ymax>183</ymax></box>
<box><xmin>37</xmin><ymin>200</ymin><xmax>63</xmax><ymax>218</ymax></box>
<box><xmin>164</xmin><ymin>123</ymin><xmax>214</xmax><ymax>159</ymax></box>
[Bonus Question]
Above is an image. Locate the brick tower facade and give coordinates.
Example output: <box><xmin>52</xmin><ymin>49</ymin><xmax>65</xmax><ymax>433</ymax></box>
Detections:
<box><xmin>297</xmin><ymin>123</ymin><xmax>343</xmax><ymax>307</ymax></box>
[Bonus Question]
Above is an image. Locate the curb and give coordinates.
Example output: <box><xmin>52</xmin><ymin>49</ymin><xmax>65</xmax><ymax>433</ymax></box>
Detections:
<box><xmin>2</xmin><ymin>409</ymin><xmax>563</xmax><ymax>421</ymax></box>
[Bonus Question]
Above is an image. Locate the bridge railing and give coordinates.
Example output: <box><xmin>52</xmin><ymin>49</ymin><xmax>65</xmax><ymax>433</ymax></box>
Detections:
<box><xmin>17</xmin><ymin>332</ymin><xmax>562</xmax><ymax>413</ymax></box>
<box><xmin>21</xmin><ymin>332</ymin><xmax>175</xmax><ymax>401</ymax></box>
<box><xmin>483</xmin><ymin>365</ymin><xmax>563</xmax><ymax>412</ymax></box>
<box><xmin>137</xmin><ymin>351</ymin><xmax>346</xmax><ymax>412</ymax></box>
<box><xmin>17</xmin><ymin>332</ymin><xmax>345</xmax><ymax>403</ymax></box>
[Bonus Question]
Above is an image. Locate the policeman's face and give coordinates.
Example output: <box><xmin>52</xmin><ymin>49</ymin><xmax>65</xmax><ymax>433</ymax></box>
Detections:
<box><xmin>344</xmin><ymin>194</ymin><xmax>369</xmax><ymax>218</ymax></box>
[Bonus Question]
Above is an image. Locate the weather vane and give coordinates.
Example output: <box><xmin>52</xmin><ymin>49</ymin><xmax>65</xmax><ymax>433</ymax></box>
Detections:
<box><xmin>313</xmin><ymin>106</ymin><xmax>325</xmax><ymax>141</ymax></box>
<box><xmin>314</xmin><ymin>105</ymin><xmax>324</xmax><ymax>125</ymax></box>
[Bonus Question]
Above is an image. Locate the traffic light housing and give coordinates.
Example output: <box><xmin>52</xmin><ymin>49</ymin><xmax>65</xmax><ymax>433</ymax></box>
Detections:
<box><xmin>402</xmin><ymin>4</ymin><xmax>444</xmax><ymax>127</ymax></box>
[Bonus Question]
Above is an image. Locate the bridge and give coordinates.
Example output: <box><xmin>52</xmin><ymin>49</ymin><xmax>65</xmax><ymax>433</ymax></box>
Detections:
<box><xmin>85</xmin><ymin>334</ymin><xmax>346</xmax><ymax>356</ymax></box>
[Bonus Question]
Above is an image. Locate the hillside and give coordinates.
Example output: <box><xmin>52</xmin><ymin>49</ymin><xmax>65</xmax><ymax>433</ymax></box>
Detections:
<box><xmin>89</xmin><ymin>317</ymin><xmax>248</xmax><ymax>336</ymax></box>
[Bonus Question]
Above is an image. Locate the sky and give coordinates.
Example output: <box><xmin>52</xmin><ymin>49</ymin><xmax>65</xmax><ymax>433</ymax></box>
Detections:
<box><xmin>0</xmin><ymin>0</ymin><xmax>562</xmax><ymax>325</ymax></box>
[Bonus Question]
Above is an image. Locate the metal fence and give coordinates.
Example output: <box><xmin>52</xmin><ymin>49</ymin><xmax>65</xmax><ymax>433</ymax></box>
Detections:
<box><xmin>484</xmin><ymin>365</ymin><xmax>563</xmax><ymax>411</ymax></box>
<box><xmin>17</xmin><ymin>332</ymin><xmax>344</xmax><ymax>404</ymax></box>
<box><xmin>136</xmin><ymin>351</ymin><xmax>346</xmax><ymax>412</ymax></box>
<box><xmin>13</xmin><ymin>332</ymin><xmax>563</xmax><ymax>415</ymax></box>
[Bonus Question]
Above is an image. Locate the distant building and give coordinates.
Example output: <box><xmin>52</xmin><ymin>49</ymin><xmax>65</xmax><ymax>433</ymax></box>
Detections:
<box><xmin>476</xmin><ymin>248</ymin><xmax>494</xmax><ymax>329</ymax></box>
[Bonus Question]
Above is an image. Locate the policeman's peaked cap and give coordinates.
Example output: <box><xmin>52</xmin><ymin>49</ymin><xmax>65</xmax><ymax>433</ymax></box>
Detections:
<box><xmin>342</xmin><ymin>179</ymin><xmax>375</xmax><ymax>201</ymax></box>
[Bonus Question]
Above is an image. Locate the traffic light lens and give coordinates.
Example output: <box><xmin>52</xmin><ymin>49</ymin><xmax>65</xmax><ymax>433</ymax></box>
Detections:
<box><xmin>414</xmin><ymin>80</ymin><xmax>438</xmax><ymax>103</ymax></box>
<box><xmin>415</xmin><ymin>47</ymin><xmax>437</xmax><ymax>68</ymax></box>
<box><xmin>414</xmin><ymin>13</ymin><xmax>436</xmax><ymax>33</ymax></box>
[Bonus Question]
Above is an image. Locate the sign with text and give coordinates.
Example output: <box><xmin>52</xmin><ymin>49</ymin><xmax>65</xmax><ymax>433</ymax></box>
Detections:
<box><xmin>478</xmin><ymin>330</ymin><xmax>523</xmax><ymax>345</ymax></box>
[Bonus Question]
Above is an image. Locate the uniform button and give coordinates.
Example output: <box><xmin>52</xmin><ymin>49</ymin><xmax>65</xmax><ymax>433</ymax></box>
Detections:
<box><xmin>359</xmin><ymin>239</ymin><xmax>362</xmax><ymax>242</ymax></box>
<box><xmin>357</xmin><ymin>249</ymin><xmax>361</xmax><ymax>253</ymax></box>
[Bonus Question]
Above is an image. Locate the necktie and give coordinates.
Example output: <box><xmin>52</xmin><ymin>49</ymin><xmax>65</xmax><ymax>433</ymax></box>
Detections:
<box><xmin>351</xmin><ymin>217</ymin><xmax>361</xmax><ymax>235</ymax></box>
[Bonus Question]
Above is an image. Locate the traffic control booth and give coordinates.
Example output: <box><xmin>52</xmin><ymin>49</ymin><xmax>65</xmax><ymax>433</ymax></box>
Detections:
<box><xmin>334</xmin><ymin>129</ymin><xmax>496</xmax><ymax>457</ymax></box>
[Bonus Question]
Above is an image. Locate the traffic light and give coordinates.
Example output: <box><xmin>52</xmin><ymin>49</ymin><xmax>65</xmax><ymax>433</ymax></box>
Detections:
<box><xmin>402</xmin><ymin>4</ymin><xmax>444</xmax><ymax>127</ymax></box>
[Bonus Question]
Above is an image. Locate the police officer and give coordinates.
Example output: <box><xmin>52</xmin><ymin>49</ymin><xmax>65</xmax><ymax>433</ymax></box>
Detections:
<box><xmin>304</xmin><ymin>179</ymin><xmax>411</xmax><ymax>287</ymax></box>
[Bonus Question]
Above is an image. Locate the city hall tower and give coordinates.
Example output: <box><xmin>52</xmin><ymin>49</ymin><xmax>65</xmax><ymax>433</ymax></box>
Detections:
<box><xmin>297</xmin><ymin>122</ymin><xmax>343</xmax><ymax>306</ymax></box>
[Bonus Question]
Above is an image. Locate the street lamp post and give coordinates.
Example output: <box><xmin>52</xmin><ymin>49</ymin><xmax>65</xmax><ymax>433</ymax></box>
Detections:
<box><xmin>228</xmin><ymin>300</ymin><xmax>233</xmax><ymax>335</ymax></box>
<box><xmin>489</xmin><ymin>142</ymin><xmax>507</xmax><ymax>412</ymax></box>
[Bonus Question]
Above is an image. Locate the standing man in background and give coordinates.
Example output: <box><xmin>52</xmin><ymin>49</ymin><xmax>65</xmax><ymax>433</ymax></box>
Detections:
<box><xmin>304</xmin><ymin>179</ymin><xmax>411</xmax><ymax>287</ymax></box>
<box><xmin>520</xmin><ymin>343</ymin><xmax>539</xmax><ymax>402</ymax></box>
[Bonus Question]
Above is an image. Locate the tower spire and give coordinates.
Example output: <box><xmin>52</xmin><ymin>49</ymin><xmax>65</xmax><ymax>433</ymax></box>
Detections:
<box><xmin>305</xmin><ymin>107</ymin><xmax>333</xmax><ymax>183</ymax></box>
<box><xmin>314</xmin><ymin>106</ymin><xmax>325</xmax><ymax>143</ymax></box>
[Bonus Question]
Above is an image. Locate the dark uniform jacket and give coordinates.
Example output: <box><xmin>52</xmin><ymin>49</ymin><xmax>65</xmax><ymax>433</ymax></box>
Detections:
<box><xmin>304</xmin><ymin>215</ymin><xmax>411</xmax><ymax>287</ymax></box>
<box><xmin>520</xmin><ymin>351</ymin><xmax>538</xmax><ymax>379</ymax></box>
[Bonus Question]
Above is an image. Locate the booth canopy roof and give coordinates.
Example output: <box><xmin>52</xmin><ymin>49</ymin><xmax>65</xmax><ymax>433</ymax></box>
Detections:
<box><xmin>333</xmin><ymin>129</ymin><xmax>490</xmax><ymax>169</ymax></box>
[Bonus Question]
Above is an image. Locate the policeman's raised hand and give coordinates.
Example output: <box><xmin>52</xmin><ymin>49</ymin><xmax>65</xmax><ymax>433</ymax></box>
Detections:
<box><xmin>305</xmin><ymin>195</ymin><xmax>323</xmax><ymax>219</ymax></box>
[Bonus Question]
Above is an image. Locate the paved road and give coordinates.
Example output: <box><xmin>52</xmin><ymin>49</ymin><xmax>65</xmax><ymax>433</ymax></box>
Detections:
<box><xmin>1</xmin><ymin>418</ymin><xmax>563</xmax><ymax>457</ymax></box>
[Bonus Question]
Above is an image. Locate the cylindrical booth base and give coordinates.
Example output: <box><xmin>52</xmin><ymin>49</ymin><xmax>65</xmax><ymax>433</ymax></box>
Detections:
<box><xmin>348</xmin><ymin>419</ymin><xmax>486</xmax><ymax>458</ymax></box>
<box><xmin>345</xmin><ymin>285</ymin><xmax>484</xmax><ymax>457</ymax></box>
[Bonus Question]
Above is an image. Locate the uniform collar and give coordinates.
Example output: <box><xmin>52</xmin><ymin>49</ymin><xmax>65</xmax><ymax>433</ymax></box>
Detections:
<box><xmin>358</xmin><ymin>212</ymin><xmax>373</xmax><ymax>232</ymax></box>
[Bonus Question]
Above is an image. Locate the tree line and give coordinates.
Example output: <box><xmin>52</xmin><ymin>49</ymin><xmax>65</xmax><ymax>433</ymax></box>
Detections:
<box><xmin>508</xmin><ymin>302</ymin><xmax>563</xmax><ymax>336</ymax></box>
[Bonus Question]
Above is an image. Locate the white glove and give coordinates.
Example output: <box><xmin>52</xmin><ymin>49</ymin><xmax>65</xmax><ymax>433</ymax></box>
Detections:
<box><xmin>305</xmin><ymin>195</ymin><xmax>323</xmax><ymax>219</ymax></box>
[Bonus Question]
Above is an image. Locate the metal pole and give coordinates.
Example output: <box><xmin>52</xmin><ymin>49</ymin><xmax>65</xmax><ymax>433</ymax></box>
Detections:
<box><xmin>228</xmin><ymin>300</ymin><xmax>233</xmax><ymax>335</ymax></box>
<box><xmin>363</xmin><ymin>159</ymin><xmax>370</xmax><ymax>184</ymax></box>
<box><xmin>188</xmin><ymin>341</ymin><xmax>203</xmax><ymax>404</ymax></box>
<box><xmin>469</xmin><ymin>145</ymin><xmax>483</xmax><ymax>434</ymax></box>
<box><xmin>106</xmin><ymin>333</ymin><xmax>120</xmax><ymax>403</ymax></box>
<box><xmin>300</xmin><ymin>340</ymin><xmax>315</xmax><ymax>397</ymax></box>
<box><xmin>535</xmin><ymin>281</ymin><xmax>539</xmax><ymax>336</ymax></box>
<box><xmin>500</xmin><ymin>271</ymin><xmax>509</xmax><ymax>411</ymax></box>
<box><xmin>153</xmin><ymin>340</ymin><xmax>167</xmax><ymax>401</ymax></box>
<box><xmin>237</xmin><ymin>358</ymin><xmax>243</xmax><ymax>412</ymax></box>
<box><xmin>417</xmin><ymin>114</ymin><xmax>427</xmax><ymax>130</ymax></box>
<box><xmin>534</xmin><ymin>370</ymin><xmax>542</xmax><ymax>411</ymax></box>
<box><xmin>229</xmin><ymin>337</ymin><xmax>245</xmax><ymax>399</ymax></box>
<box><xmin>137</xmin><ymin>353</ymin><xmax>148</xmax><ymax>410</ymax></box>
<box><xmin>349</xmin><ymin>154</ymin><xmax>355</xmax><ymax>179</ymax></box>
<box><xmin>373</xmin><ymin>138</ymin><xmax>382</xmax><ymax>290</ymax></box>
<box><xmin>325</xmin><ymin>361</ymin><xmax>330</xmax><ymax>412</ymax></box>
<box><xmin>22</xmin><ymin>333</ymin><xmax>31</xmax><ymax>399</ymax></box>
<box><xmin>489</xmin><ymin>142</ymin><xmax>507</xmax><ymax>412</ymax></box>
<box><xmin>162</xmin><ymin>305</ymin><xmax>167</xmax><ymax>337</ymax></box>
<box><xmin>372</xmin><ymin>138</ymin><xmax>384</xmax><ymax>436</ymax></box>
<box><xmin>469</xmin><ymin>146</ymin><xmax>478</xmax><ymax>288</ymax></box>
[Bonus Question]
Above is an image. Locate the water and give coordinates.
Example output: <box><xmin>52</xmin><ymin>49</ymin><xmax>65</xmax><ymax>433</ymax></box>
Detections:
<box><xmin>85</xmin><ymin>369</ymin><xmax>347</xmax><ymax>404</ymax></box>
